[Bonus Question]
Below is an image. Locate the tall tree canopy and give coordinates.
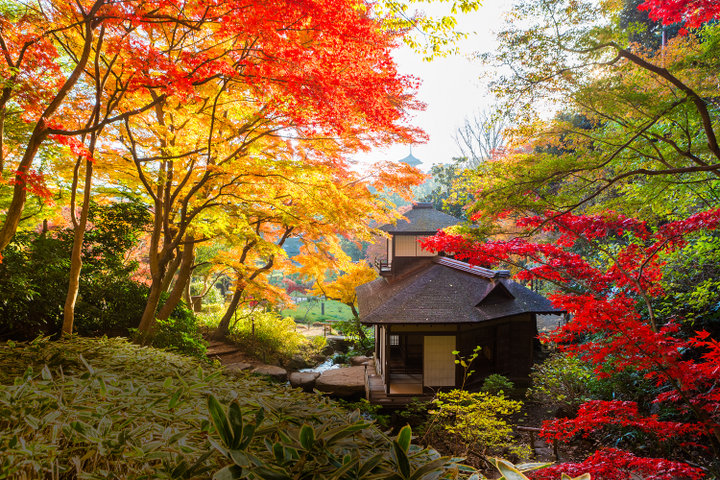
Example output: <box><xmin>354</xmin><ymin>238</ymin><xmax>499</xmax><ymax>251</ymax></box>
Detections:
<box><xmin>0</xmin><ymin>0</ymin><xmax>426</xmax><ymax>254</ymax></box>
<box><xmin>0</xmin><ymin>0</ymin><xmax>434</xmax><ymax>337</ymax></box>
<box><xmin>463</xmin><ymin>0</ymin><xmax>720</xmax><ymax>229</ymax></box>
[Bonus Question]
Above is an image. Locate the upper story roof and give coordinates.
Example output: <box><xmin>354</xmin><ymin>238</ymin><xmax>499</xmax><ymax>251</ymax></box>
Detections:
<box><xmin>380</xmin><ymin>203</ymin><xmax>460</xmax><ymax>234</ymax></box>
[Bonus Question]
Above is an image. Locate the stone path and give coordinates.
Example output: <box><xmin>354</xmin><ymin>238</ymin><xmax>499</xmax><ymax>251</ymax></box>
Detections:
<box><xmin>206</xmin><ymin>340</ymin><xmax>254</xmax><ymax>364</ymax></box>
<box><xmin>206</xmin><ymin>340</ymin><xmax>288</xmax><ymax>381</ymax></box>
<box><xmin>516</xmin><ymin>425</ymin><xmax>559</xmax><ymax>461</ymax></box>
<box><xmin>207</xmin><ymin>338</ymin><xmax>365</xmax><ymax>397</ymax></box>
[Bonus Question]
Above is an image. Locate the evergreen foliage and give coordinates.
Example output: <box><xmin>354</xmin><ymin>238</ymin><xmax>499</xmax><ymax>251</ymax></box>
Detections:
<box><xmin>0</xmin><ymin>336</ymin><xmax>454</xmax><ymax>480</ymax></box>
<box><xmin>0</xmin><ymin>202</ymin><xmax>149</xmax><ymax>339</ymax></box>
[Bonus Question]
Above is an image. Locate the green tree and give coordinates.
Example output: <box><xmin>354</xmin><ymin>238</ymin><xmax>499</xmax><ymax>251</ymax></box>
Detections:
<box><xmin>417</xmin><ymin>158</ymin><xmax>469</xmax><ymax>219</ymax></box>
<box><xmin>619</xmin><ymin>0</ymin><xmax>681</xmax><ymax>51</ymax></box>
<box><xmin>469</xmin><ymin>0</ymin><xmax>720</xmax><ymax>224</ymax></box>
<box><xmin>0</xmin><ymin>201</ymin><xmax>149</xmax><ymax>339</ymax></box>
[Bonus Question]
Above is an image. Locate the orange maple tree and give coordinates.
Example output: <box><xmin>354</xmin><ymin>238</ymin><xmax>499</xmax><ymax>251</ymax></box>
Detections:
<box><xmin>84</xmin><ymin>0</ymin><xmax>426</xmax><ymax>339</ymax></box>
<box><xmin>0</xmin><ymin>0</ymin><xmax>425</xmax><ymax>336</ymax></box>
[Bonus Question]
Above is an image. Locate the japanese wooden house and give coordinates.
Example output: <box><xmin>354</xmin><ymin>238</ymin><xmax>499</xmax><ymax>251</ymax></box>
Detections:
<box><xmin>356</xmin><ymin>203</ymin><xmax>561</xmax><ymax>405</ymax></box>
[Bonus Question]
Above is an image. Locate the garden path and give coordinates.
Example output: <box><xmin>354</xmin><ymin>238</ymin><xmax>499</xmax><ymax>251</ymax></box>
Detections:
<box><xmin>206</xmin><ymin>340</ymin><xmax>259</xmax><ymax>368</ymax></box>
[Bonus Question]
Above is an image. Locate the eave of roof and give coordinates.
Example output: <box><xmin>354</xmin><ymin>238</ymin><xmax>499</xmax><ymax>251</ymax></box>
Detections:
<box><xmin>356</xmin><ymin>260</ymin><xmax>563</xmax><ymax>325</ymax></box>
<box><xmin>399</xmin><ymin>152</ymin><xmax>422</xmax><ymax>167</ymax></box>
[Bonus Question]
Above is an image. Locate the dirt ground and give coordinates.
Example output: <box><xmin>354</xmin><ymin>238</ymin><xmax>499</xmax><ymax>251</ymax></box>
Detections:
<box><xmin>294</xmin><ymin>322</ymin><xmax>333</xmax><ymax>338</ymax></box>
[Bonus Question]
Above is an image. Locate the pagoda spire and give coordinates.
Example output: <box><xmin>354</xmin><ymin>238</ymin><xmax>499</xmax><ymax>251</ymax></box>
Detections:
<box><xmin>399</xmin><ymin>147</ymin><xmax>422</xmax><ymax>168</ymax></box>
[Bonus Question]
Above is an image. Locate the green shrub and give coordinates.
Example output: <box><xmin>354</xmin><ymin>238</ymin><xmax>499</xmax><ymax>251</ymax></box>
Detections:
<box><xmin>0</xmin><ymin>201</ymin><xmax>150</xmax><ymax>340</ymax></box>
<box><xmin>481</xmin><ymin>374</ymin><xmax>515</xmax><ymax>396</ymax></box>
<box><xmin>529</xmin><ymin>353</ymin><xmax>659</xmax><ymax>416</ymax></box>
<box><xmin>208</xmin><ymin>403</ymin><xmax>449</xmax><ymax>480</ymax></box>
<box><xmin>333</xmin><ymin>317</ymin><xmax>374</xmax><ymax>354</ymax></box>
<box><xmin>428</xmin><ymin>389</ymin><xmax>529</xmax><ymax>460</ymax></box>
<box><xmin>196</xmin><ymin>309</ymin><xmax>221</xmax><ymax>329</ymax></box>
<box><xmin>192</xmin><ymin>282</ymin><xmax>224</xmax><ymax>310</ymax></box>
<box><xmin>332</xmin><ymin>352</ymin><xmax>349</xmax><ymax>365</ymax></box>
<box><xmin>589</xmin><ymin>365</ymin><xmax>659</xmax><ymax>411</ymax></box>
<box><xmin>227</xmin><ymin>312</ymin><xmax>304</xmax><ymax>362</ymax></box>
<box><xmin>528</xmin><ymin>353</ymin><xmax>596</xmax><ymax>414</ymax></box>
<box><xmin>0</xmin><ymin>337</ymin><xmax>226</xmax><ymax>479</ymax></box>
<box><xmin>396</xmin><ymin>398</ymin><xmax>432</xmax><ymax>431</ymax></box>
<box><xmin>310</xmin><ymin>335</ymin><xmax>327</xmax><ymax>351</ymax></box>
<box><xmin>150</xmin><ymin>304</ymin><xmax>207</xmax><ymax>358</ymax></box>
<box><xmin>204</xmin><ymin>303</ymin><xmax>224</xmax><ymax>314</ymax></box>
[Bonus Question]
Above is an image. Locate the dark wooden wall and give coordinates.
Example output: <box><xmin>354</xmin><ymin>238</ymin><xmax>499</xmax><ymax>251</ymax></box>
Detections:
<box><xmin>458</xmin><ymin>314</ymin><xmax>536</xmax><ymax>386</ymax></box>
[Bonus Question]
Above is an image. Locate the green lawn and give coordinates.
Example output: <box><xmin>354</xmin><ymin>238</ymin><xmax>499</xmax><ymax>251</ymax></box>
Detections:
<box><xmin>281</xmin><ymin>299</ymin><xmax>354</xmax><ymax>324</ymax></box>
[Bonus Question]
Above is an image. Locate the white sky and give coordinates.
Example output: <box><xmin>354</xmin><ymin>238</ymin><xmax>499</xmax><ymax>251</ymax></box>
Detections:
<box><xmin>354</xmin><ymin>0</ymin><xmax>512</xmax><ymax>171</ymax></box>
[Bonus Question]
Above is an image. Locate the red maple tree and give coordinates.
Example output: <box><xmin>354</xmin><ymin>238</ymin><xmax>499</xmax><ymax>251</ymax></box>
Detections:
<box><xmin>0</xmin><ymin>0</ymin><xmax>423</xmax><ymax>255</ymax></box>
<box><xmin>639</xmin><ymin>0</ymin><xmax>720</xmax><ymax>29</ymax></box>
<box><xmin>423</xmin><ymin>209</ymin><xmax>720</xmax><ymax>479</ymax></box>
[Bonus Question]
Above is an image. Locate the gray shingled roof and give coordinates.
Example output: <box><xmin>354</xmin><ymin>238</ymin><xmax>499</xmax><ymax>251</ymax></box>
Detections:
<box><xmin>381</xmin><ymin>203</ymin><xmax>460</xmax><ymax>234</ymax></box>
<box><xmin>357</xmin><ymin>258</ymin><xmax>562</xmax><ymax>325</ymax></box>
<box><xmin>399</xmin><ymin>152</ymin><xmax>422</xmax><ymax>167</ymax></box>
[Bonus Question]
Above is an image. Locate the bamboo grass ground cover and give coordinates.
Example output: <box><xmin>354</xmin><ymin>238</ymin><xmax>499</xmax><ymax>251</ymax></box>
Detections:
<box><xmin>0</xmin><ymin>337</ymin><xmax>450</xmax><ymax>480</ymax></box>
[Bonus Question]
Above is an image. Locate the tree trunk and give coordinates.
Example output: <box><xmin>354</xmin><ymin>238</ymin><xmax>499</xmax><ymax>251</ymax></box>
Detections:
<box><xmin>348</xmin><ymin>304</ymin><xmax>367</xmax><ymax>342</ymax></box>
<box><xmin>183</xmin><ymin>275</ymin><xmax>192</xmax><ymax>306</ymax></box>
<box><xmin>0</xmin><ymin>127</ymin><xmax>46</xmax><ymax>252</ymax></box>
<box><xmin>137</xmin><ymin>277</ymin><xmax>164</xmax><ymax>341</ymax></box>
<box><xmin>156</xmin><ymin>239</ymin><xmax>195</xmax><ymax>321</ymax></box>
<box><xmin>210</xmin><ymin>227</ymin><xmax>291</xmax><ymax>341</ymax></box>
<box><xmin>62</xmin><ymin>160</ymin><xmax>93</xmax><ymax>335</ymax></box>
<box><xmin>0</xmin><ymin>90</ymin><xmax>9</xmax><ymax>174</ymax></box>
<box><xmin>160</xmin><ymin>251</ymin><xmax>182</xmax><ymax>295</ymax></box>
<box><xmin>213</xmin><ymin>278</ymin><xmax>246</xmax><ymax>340</ymax></box>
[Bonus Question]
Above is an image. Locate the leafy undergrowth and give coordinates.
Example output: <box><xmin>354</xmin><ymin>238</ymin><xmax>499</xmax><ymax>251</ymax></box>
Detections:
<box><xmin>0</xmin><ymin>337</ymin><xmax>449</xmax><ymax>480</ymax></box>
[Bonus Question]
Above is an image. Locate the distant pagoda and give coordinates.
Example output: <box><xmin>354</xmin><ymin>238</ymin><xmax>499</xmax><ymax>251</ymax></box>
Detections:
<box><xmin>398</xmin><ymin>148</ymin><xmax>422</xmax><ymax>168</ymax></box>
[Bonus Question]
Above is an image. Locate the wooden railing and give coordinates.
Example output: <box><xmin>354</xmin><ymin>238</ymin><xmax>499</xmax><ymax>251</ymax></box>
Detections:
<box><xmin>374</xmin><ymin>260</ymin><xmax>392</xmax><ymax>276</ymax></box>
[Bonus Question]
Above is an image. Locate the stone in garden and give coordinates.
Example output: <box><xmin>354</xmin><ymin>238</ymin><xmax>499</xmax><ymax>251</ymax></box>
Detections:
<box><xmin>289</xmin><ymin>371</ymin><xmax>321</xmax><ymax>392</ymax></box>
<box><xmin>225</xmin><ymin>362</ymin><xmax>252</xmax><ymax>373</ymax></box>
<box><xmin>206</xmin><ymin>343</ymin><xmax>242</xmax><ymax>356</ymax></box>
<box><xmin>311</xmin><ymin>354</ymin><xmax>327</xmax><ymax>364</ymax></box>
<box><xmin>284</xmin><ymin>354</ymin><xmax>312</xmax><ymax>371</ymax></box>
<box><xmin>350</xmin><ymin>355</ymin><xmax>371</xmax><ymax>366</ymax></box>
<box><xmin>325</xmin><ymin>335</ymin><xmax>352</xmax><ymax>353</ymax></box>
<box><xmin>315</xmin><ymin>366</ymin><xmax>365</xmax><ymax>397</ymax></box>
<box><xmin>252</xmin><ymin>365</ymin><xmax>287</xmax><ymax>382</ymax></box>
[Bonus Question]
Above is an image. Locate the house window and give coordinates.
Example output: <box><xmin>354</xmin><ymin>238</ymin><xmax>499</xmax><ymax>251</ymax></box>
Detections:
<box><xmin>389</xmin><ymin>335</ymin><xmax>400</xmax><ymax>346</ymax></box>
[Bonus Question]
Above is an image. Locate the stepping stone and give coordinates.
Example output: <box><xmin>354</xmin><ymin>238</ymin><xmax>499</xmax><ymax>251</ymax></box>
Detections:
<box><xmin>225</xmin><ymin>362</ymin><xmax>252</xmax><ymax>373</ymax></box>
<box><xmin>206</xmin><ymin>343</ymin><xmax>242</xmax><ymax>356</ymax></box>
<box><xmin>315</xmin><ymin>366</ymin><xmax>365</xmax><ymax>397</ymax></box>
<box><xmin>283</xmin><ymin>354</ymin><xmax>313</xmax><ymax>371</ymax></box>
<box><xmin>252</xmin><ymin>365</ymin><xmax>287</xmax><ymax>382</ymax></box>
<box><xmin>534</xmin><ymin>447</ymin><xmax>555</xmax><ymax>458</ymax></box>
<box><xmin>289</xmin><ymin>371</ymin><xmax>321</xmax><ymax>392</ymax></box>
<box><xmin>325</xmin><ymin>335</ymin><xmax>352</xmax><ymax>353</ymax></box>
<box><xmin>220</xmin><ymin>351</ymin><xmax>252</xmax><ymax>365</ymax></box>
<box><xmin>350</xmin><ymin>355</ymin><xmax>371</xmax><ymax>366</ymax></box>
